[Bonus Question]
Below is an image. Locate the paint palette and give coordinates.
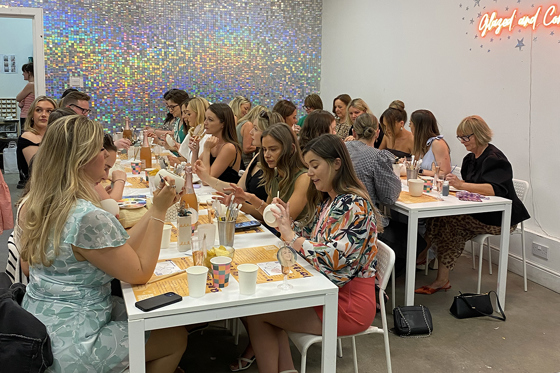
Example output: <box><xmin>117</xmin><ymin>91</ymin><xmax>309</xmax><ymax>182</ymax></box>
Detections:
<box><xmin>118</xmin><ymin>197</ymin><xmax>147</xmax><ymax>209</ymax></box>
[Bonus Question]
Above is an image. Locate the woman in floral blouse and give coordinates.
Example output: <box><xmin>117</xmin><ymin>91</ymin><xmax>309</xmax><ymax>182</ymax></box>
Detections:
<box><xmin>246</xmin><ymin>134</ymin><xmax>379</xmax><ymax>373</ymax></box>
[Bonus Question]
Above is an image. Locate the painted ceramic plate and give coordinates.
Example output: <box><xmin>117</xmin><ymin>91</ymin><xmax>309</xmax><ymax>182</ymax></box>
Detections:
<box><xmin>118</xmin><ymin>197</ymin><xmax>147</xmax><ymax>209</ymax></box>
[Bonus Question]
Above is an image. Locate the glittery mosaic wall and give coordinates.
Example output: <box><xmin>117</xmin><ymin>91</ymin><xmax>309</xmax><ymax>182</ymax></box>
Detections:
<box><xmin>2</xmin><ymin>1</ymin><xmax>322</xmax><ymax>130</ymax></box>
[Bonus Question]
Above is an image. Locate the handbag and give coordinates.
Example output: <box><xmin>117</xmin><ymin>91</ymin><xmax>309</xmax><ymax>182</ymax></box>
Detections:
<box><xmin>392</xmin><ymin>305</ymin><xmax>433</xmax><ymax>337</ymax></box>
<box><xmin>450</xmin><ymin>291</ymin><xmax>506</xmax><ymax>321</ymax></box>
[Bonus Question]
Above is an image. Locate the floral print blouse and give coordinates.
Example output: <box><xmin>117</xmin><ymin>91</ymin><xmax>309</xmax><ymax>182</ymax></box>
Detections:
<box><xmin>294</xmin><ymin>193</ymin><xmax>378</xmax><ymax>288</ymax></box>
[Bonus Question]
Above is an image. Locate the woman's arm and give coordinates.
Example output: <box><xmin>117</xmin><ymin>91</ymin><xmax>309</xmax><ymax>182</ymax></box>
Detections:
<box><xmin>285</xmin><ymin>173</ymin><xmax>310</xmax><ymax>220</ymax></box>
<box><xmin>242</xmin><ymin>122</ymin><xmax>256</xmax><ymax>154</ymax></box>
<box><xmin>425</xmin><ymin>139</ymin><xmax>451</xmax><ymax>176</ymax></box>
<box><xmin>107</xmin><ymin>170</ymin><xmax>127</xmax><ymax>200</ymax></box>
<box><xmin>16</xmin><ymin>82</ymin><xmax>34</xmax><ymax>102</ymax></box>
<box><xmin>446</xmin><ymin>174</ymin><xmax>495</xmax><ymax>195</ymax></box>
<box><xmin>73</xmin><ymin>181</ymin><xmax>180</xmax><ymax>284</ymax></box>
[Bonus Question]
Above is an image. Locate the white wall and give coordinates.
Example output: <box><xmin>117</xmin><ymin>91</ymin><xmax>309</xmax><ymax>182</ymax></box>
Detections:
<box><xmin>321</xmin><ymin>0</ymin><xmax>560</xmax><ymax>291</ymax></box>
<box><xmin>0</xmin><ymin>17</ymin><xmax>33</xmax><ymax>115</ymax></box>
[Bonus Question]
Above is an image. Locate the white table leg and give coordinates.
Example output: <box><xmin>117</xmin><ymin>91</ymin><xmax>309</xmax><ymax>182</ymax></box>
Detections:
<box><xmin>496</xmin><ymin>203</ymin><xmax>512</xmax><ymax>310</ymax></box>
<box><xmin>405</xmin><ymin>211</ymin><xmax>419</xmax><ymax>306</ymax></box>
<box><xmin>128</xmin><ymin>319</ymin><xmax>146</xmax><ymax>373</ymax></box>
<box><xmin>321</xmin><ymin>291</ymin><xmax>338</xmax><ymax>373</ymax></box>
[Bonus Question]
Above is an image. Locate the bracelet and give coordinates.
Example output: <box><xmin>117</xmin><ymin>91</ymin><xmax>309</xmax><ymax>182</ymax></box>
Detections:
<box><xmin>287</xmin><ymin>233</ymin><xmax>300</xmax><ymax>247</ymax></box>
<box><xmin>257</xmin><ymin>200</ymin><xmax>265</xmax><ymax>211</ymax></box>
<box><xmin>150</xmin><ymin>216</ymin><xmax>165</xmax><ymax>224</ymax></box>
<box><xmin>113</xmin><ymin>179</ymin><xmax>126</xmax><ymax>183</ymax></box>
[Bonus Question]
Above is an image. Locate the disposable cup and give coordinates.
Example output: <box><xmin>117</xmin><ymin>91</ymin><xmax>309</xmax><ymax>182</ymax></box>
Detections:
<box><xmin>218</xmin><ymin>220</ymin><xmax>235</xmax><ymax>247</ymax></box>
<box><xmin>237</xmin><ymin>263</ymin><xmax>259</xmax><ymax>295</ymax></box>
<box><xmin>197</xmin><ymin>224</ymin><xmax>216</xmax><ymax>251</ymax></box>
<box><xmin>210</xmin><ymin>256</ymin><xmax>232</xmax><ymax>288</ymax></box>
<box><xmin>187</xmin><ymin>266</ymin><xmax>209</xmax><ymax>298</ymax></box>
<box><xmin>408</xmin><ymin>179</ymin><xmax>424</xmax><ymax>197</ymax></box>
<box><xmin>161</xmin><ymin>224</ymin><xmax>172</xmax><ymax>249</ymax></box>
<box><xmin>131</xmin><ymin>161</ymin><xmax>142</xmax><ymax>175</ymax></box>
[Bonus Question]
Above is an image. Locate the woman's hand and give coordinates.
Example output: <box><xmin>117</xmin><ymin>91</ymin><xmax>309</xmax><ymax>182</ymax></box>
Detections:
<box><xmin>152</xmin><ymin>177</ymin><xmax>182</xmax><ymax>213</ymax></box>
<box><xmin>193</xmin><ymin>159</ymin><xmax>209</xmax><ymax>180</ymax></box>
<box><xmin>272</xmin><ymin>199</ymin><xmax>295</xmax><ymax>241</ymax></box>
<box><xmin>220</xmin><ymin>183</ymin><xmax>249</xmax><ymax>204</ymax></box>
<box><xmin>111</xmin><ymin>169</ymin><xmax>127</xmax><ymax>183</ymax></box>
<box><xmin>292</xmin><ymin>124</ymin><xmax>301</xmax><ymax>134</ymax></box>
<box><xmin>204</xmin><ymin>136</ymin><xmax>219</xmax><ymax>151</ymax></box>
<box><xmin>114</xmin><ymin>138</ymin><xmax>132</xmax><ymax>149</ymax></box>
<box><xmin>167</xmin><ymin>155</ymin><xmax>181</xmax><ymax>166</ymax></box>
<box><xmin>344</xmin><ymin>135</ymin><xmax>355</xmax><ymax>142</ymax></box>
<box><xmin>446</xmin><ymin>173</ymin><xmax>464</xmax><ymax>189</ymax></box>
<box><xmin>189</xmin><ymin>136</ymin><xmax>200</xmax><ymax>153</ymax></box>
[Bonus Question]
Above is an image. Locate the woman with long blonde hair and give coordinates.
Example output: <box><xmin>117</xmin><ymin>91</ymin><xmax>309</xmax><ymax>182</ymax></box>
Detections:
<box><xmin>236</xmin><ymin>104</ymin><xmax>267</xmax><ymax>167</ymax></box>
<box><xmin>20</xmin><ymin>115</ymin><xmax>188</xmax><ymax>372</ymax></box>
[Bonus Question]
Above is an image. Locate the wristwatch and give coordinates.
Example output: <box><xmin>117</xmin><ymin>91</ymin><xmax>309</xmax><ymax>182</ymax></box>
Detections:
<box><xmin>418</xmin><ymin>169</ymin><xmax>424</xmax><ymax>175</ymax></box>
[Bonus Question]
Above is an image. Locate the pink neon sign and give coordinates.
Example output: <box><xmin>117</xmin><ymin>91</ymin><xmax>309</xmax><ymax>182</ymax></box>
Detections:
<box><xmin>479</xmin><ymin>5</ymin><xmax>560</xmax><ymax>37</ymax></box>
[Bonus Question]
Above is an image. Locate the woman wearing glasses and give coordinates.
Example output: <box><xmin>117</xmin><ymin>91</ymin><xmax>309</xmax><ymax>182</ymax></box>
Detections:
<box><xmin>415</xmin><ymin>116</ymin><xmax>530</xmax><ymax>294</ymax></box>
<box><xmin>409</xmin><ymin>109</ymin><xmax>451</xmax><ymax>176</ymax></box>
<box><xmin>147</xmin><ymin>89</ymin><xmax>190</xmax><ymax>155</ymax></box>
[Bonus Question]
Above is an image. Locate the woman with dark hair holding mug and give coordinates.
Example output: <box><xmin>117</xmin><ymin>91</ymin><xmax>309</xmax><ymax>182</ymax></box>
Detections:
<box><xmin>245</xmin><ymin>134</ymin><xmax>379</xmax><ymax>373</ymax></box>
<box><xmin>415</xmin><ymin>115</ymin><xmax>530</xmax><ymax>294</ymax></box>
<box><xmin>190</xmin><ymin>103</ymin><xmax>242</xmax><ymax>183</ymax></box>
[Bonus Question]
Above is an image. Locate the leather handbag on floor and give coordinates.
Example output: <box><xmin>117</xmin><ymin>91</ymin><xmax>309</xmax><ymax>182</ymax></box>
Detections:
<box><xmin>392</xmin><ymin>305</ymin><xmax>433</xmax><ymax>337</ymax></box>
<box><xmin>450</xmin><ymin>291</ymin><xmax>506</xmax><ymax>321</ymax></box>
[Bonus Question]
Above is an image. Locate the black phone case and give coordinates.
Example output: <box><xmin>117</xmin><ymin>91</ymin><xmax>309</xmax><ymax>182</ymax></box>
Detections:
<box><xmin>235</xmin><ymin>220</ymin><xmax>261</xmax><ymax>230</ymax></box>
<box><xmin>135</xmin><ymin>292</ymin><xmax>182</xmax><ymax>312</ymax></box>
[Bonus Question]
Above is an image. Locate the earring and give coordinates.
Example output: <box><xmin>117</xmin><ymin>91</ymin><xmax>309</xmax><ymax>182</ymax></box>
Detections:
<box><xmin>400</xmin><ymin>126</ymin><xmax>403</xmax><ymax>131</ymax></box>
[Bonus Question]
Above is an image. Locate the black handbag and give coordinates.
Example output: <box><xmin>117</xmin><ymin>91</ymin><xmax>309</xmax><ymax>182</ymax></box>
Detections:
<box><xmin>392</xmin><ymin>305</ymin><xmax>433</xmax><ymax>338</ymax></box>
<box><xmin>450</xmin><ymin>291</ymin><xmax>506</xmax><ymax>321</ymax></box>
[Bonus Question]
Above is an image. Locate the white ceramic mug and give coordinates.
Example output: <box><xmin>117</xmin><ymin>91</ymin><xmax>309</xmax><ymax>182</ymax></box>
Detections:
<box><xmin>408</xmin><ymin>179</ymin><xmax>424</xmax><ymax>197</ymax></box>
<box><xmin>156</xmin><ymin>169</ymin><xmax>185</xmax><ymax>191</ymax></box>
<box><xmin>263</xmin><ymin>204</ymin><xmax>281</xmax><ymax>227</ymax></box>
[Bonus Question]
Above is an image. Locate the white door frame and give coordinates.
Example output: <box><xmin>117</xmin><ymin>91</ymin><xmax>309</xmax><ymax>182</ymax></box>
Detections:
<box><xmin>0</xmin><ymin>7</ymin><xmax>45</xmax><ymax>96</ymax></box>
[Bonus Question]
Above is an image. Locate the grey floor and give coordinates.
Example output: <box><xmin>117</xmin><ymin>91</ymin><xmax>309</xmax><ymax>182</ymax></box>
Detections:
<box><xmin>2</xmin><ymin>172</ymin><xmax>559</xmax><ymax>373</ymax></box>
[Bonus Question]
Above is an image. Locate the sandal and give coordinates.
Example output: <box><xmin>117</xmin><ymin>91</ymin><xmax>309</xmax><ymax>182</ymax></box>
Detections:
<box><xmin>230</xmin><ymin>356</ymin><xmax>256</xmax><ymax>372</ymax></box>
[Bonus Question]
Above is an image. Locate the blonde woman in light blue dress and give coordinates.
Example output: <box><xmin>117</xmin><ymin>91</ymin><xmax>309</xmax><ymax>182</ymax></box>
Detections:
<box><xmin>19</xmin><ymin>115</ymin><xmax>188</xmax><ymax>373</ymax></box>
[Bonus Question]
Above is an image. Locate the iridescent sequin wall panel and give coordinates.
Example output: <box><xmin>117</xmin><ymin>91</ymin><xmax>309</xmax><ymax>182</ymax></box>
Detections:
<box><xmin>2</xmin><ymin>0</ymin><xmax>322</xmax><ymax>130</ymax></box>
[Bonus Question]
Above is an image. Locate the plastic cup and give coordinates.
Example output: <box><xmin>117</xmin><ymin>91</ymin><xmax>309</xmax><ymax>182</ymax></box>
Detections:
<box><xmin>218</xmin><ymin>220</ymin><xmax>235</xmax><ymax>247</ymax></box>
<box><xmin>210</xmin><ymin>256</ymin><xmax>232</xmax><ymax>288</ymax></box>
<box><xmin>187</xmin><ymin>266</ymin><xmax>209</xmax><ymax>298</ymax></box>
<box><xmin>237</xmin><ymin>263</ymin><xmax>259</xmax><ymax>295</ymax></box>
<box><xmin>161</xmin><ymin>224</ymin><xmax>172</xmax><ymax>249</ymax></box>
<box><xmin>197</xmin><ymin>224</ymin><xmax>216</xmax><ymax>251</ymax></box>
<box><xmin>408</xmin><ymin>179</ymin><xmax>424</xmax><ymax>197</ymax></box>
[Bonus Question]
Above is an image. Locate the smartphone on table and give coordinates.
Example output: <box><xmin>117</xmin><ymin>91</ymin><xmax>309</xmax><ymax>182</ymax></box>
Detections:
<box><xmin>235</xmin><ymin>220</ymin><xmax>261</xmax><ymax>231</ymax></box>
<box><xmin>135</xmin><ymin>292</ymin><xmax>183</xmax><ymax>312</ymax></box>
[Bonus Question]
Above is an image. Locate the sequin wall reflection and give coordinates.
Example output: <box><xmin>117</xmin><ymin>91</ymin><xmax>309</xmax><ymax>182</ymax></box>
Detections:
<box><xmin>3</xmin><ymin>0</ymin><xmax>322</xmax><ymax>130</ymax></box>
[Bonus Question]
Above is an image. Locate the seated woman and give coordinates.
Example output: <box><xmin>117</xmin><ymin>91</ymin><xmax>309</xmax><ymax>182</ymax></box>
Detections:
<box><xmin>195</xmin><ymin>109</ymin><xmax>283</xmax><ymax>221</ymax></box>
<box><xmin>229</xmin><ymin>96</ymin><xmax>251</xmax><ymax>121</ymax></box>
<box><xmin>94</xmin><ymin>134</ymin><xmax>127</xmax><ymax>202</ymax></box>
<box><xmin>246</xmin><ymin>134</ymin><xmax>379</xmax><ymax>373</ymax></box>
<box><xmin>16</xmin><ymin>96</ymin><xmax>57</xmax><ymax>189</ymax></box>
<box><xmin>19</xmin><ymin>115</ymin><xmax>188</xmax><ymax>372</ymax></box>
<box><xmin>296</xmin><ymin>93</ymin><xmax>323</xmax><ymax>129</ymax></box>
<box><xmin>298</xmin><ymin>110</ymin><xmax>337</xmax><ymax>150</ymax></box>
<box><xmin>332</xmin><ymin>94</ymin><xmax>352</xmax><ymax>140</ymax></box>
<box><xmin>410</xmin><ymin>109</ymin><xmax>451</xmax><ymax>176</ymax></box>
<box><xmin>236</xmin><ymin>105</ymin><xmax>267</xmax><ymax>168</ymax></box>
<box><xmin>190</xmin><ymin>103</ymin><xmax>242</xmax><ymax>183</ymax></box>
<box><xmin>379</xmin><ymin>100</ymin><xmax>414</xmax><ymax>158</ymax></box>
<box><xmin>222</xmin><ymin>123</ymin><xmax>309</xmax><ymax>222</ymax></box>
<box><xmin>273</xmin><ymin>99</ymin><xmax>299</xmax><ymax>134</ymax></box>
<box><xmin>346</xmin><ymin>113</ymin><xmax>401</xmax><ymax>227</ymax></box>
<box><xmin>344</xmin><ymin>98</ymin><xmax>384</xmax><ymax>146</ymax></box>
<box><xmin>147</xmin><ymin>89</ymin><xmax>190</xmax><ymax>154</ymax></box>
<box><xmin>167</xmin><ymin>97</ymin><xmax>210</xmax><ymax>165</ymax></box>
<box><xmin>415</xmin><ymin>115</ymin><xmax>530</xmax><ymax>294</ymax></box>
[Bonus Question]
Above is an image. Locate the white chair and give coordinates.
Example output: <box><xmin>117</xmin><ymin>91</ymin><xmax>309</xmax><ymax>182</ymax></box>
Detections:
<box><xmin>287</xmin><ymin>240</ymin><xmax>395</xmax><ymax>373</ymax></box>
<box><xmin>471</xmin><ymin>179</ymin><xmax>529</xmax><ymax>293</ymax></box>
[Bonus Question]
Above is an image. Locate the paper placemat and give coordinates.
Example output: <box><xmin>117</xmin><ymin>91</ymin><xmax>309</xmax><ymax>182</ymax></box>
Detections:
<box><xmin>229</xmin><ymin>245</ymin><xmax>312</xmax><ymax>284</ymax></box>
<box><xmin>131</xmin><ymin>257</ymin><xmax>218</xmax><ymax>300</ymax></box>
<box><xmin>398</xmin><ymin>191</ymin><xmax>439</xmax><ymax>204</ymax></box>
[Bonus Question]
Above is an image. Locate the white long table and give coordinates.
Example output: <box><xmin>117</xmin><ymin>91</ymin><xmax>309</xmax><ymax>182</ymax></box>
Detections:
<box><xmin>121</xmin><ymin>193</ymin><xmax>339</xmax><ymax>373</ymax></box>
<box><xmin>391</xmin><ymin>183</ymin><xmax>512</xmax><ymax>308</ymax></box>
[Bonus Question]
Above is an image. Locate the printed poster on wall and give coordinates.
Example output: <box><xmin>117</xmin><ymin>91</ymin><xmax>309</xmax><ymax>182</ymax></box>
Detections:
<box><xmin>0</xmin><ymin>55</ymin><xmax>17</xmax><ymax>73</ymax></box>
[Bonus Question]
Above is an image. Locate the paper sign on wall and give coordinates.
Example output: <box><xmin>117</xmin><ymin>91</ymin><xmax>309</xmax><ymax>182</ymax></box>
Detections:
<box><xmin>69</xmin><ymin>75</ymin><xmax>84</xmax><ymax>87</ymax></box>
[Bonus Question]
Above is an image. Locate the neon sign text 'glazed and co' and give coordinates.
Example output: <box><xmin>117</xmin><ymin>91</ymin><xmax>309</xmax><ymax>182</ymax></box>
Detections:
<box><xmin>479</xmin><ymin>5</ymin><xmax>560</xmax><ymax>37</ymax></box>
